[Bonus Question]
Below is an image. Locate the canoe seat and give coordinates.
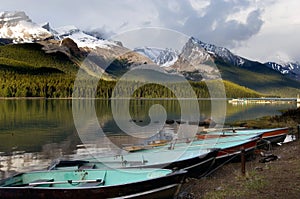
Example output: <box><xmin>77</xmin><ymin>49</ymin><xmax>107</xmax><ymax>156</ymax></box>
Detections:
<box><xmin>78</xmin><ymin>179</ymin><xmax>104</xmax><ymax>187</ymax></box>
<box><xmin>29</xmin><ymin>179</ymin><xmax>54</xmax><ymax>187</ymax></box>
<box><xmin>78</xmin><ymin>164</ymin><xmax>95</xmax><ymax>170</ymax></box>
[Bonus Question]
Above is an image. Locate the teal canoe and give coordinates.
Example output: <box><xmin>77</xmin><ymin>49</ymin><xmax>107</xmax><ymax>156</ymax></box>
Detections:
<box><xmin>197</xmin><ymin>127</ymin><xmax>289</xmax><ymax>143</ymax></box>
<box><xmin>51</xmin><ymin>134</ymin><xmax>261</xmax><ymax>177</ymax></box>
<box><xmin>51</xmin><ymin>147</ymin><xmax>219</xmax><ymax>178</ymax></box>
<box><xmin>0</xmin><ymin>168</ymin><xmax>186</xmax><ymax>199</ymax></box>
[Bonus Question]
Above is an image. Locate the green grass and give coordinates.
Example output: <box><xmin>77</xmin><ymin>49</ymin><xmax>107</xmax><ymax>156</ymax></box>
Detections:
<box><xmin>204</xmin><ymin>171</ymin><xmax>266</xmax><ymax>199</ymax></box>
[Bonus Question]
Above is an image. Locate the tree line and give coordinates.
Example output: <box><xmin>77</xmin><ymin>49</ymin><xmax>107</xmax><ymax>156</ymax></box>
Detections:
<box><xmin>0</xmin><ymin>70</ymin><xmax>261</xmax><ymax>98</ymax></box>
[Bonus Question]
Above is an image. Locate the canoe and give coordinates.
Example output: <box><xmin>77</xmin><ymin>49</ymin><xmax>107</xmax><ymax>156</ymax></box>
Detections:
<box><xmin>161</xmin><ymin>134</ymin><xmax>261</xmax><ymax>165</ymax></box>
<box><xmin>51</xmin><ymin>134</ymin><xmax>261</xmax><ymax>177</ymax></box>
<box><xmin>122</xmin><ymin>145</ymin><xmax>152</xmax><ymax>152</ymax></box>
<box><xmin>51</xmin><ymin>147</ymin><xmax>219</xmax><ymax>178</ymax></box>
<box><xmin>138</xmin><ymin>134</ymin><xmax>262</xmax><ymax>166</ymax></box>
<box><xmin>213</xmin><ymin>136</ymin><xmax>261</xmax><ymax>164</ymax></box>
<box><xmin>0</xmin><ymin>168</ymin><xmax>186</xmax><ymax>199</ymax></box>
<box><xmin>197</xmin><ymin>127</ymin><xmax>289</xmax><ymax>144</ymax></box>
<box><xmin>122</xmin><ymin>140</ymin><xmax>168</xmax><ymax>152</ymax></box>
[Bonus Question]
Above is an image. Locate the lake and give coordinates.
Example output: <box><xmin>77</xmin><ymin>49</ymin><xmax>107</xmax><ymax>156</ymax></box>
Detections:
<box><xmin>0</xmin><ymin>99</ymin><xmax>296</xmax><ymax>179</ymax></box>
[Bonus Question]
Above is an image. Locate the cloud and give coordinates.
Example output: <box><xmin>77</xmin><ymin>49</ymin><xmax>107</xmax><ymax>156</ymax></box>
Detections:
<box><xmin>234</xmin><ymin>24</ymin><xmax>300</xmax><ymax>62</ymax></box>
<box><xmin>154</xmin><ymin>0</ymin><xmax>264</xmax><ymax>48</ymax></box>
<box><xmin>233</xmin><ymin>0</ymin><xmax>300</xmax><ymax>62</ymax></box>
<box><xmin>0</xmin><ymin>0</ymin><xmax>266</xmax><ymax>48</ymax></box>
<box><xmin>1</xmin><ymin>0</ymin><xmax>299</xmax><ymax>62</ymax></box>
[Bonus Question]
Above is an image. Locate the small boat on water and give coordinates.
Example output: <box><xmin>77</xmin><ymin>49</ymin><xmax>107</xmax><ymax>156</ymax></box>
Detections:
<box><xmin>0</xmin><ymin>168</ymin><xmax>186</xmax><ymax>199</ymax></box>
<box><xmin>197</xmin><ymin>127</ymin><xmax>289</xmax><ymax>144</ymax></box>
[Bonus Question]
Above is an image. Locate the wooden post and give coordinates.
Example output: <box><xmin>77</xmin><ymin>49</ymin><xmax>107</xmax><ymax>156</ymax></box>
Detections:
<box><xmin>241</xmin><ymin>148</ymin><xmax>246</xmax><ymax>176</ymax></box>
<box><xmin>297</xmin><ymin>124</ymin><xmax>300</xmax><ymax>140</ymax></box>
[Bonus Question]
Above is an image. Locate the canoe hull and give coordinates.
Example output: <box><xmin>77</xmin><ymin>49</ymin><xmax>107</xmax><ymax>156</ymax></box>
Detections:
<box><xmin>163</xmin><ymin>148</ymin><xmax>219</xmax><ymax>178</ymax></box>
<box><xmin>128</xmin><ymin>148</ymin><xmax>219</xmax><ymax>178</ymax></box>
<box><xmin>197</xmin><ymin>127</ymin><xmax>289</xmax><ymax>144</ymax></box>
<box><xmin>208</xmin><ymin>137</ymin><xmax>260</xmax><ymax>173</ymax></box>
<box><xmin>53</xmin><ymin>149</ymin><xmax>219</xmax><ymax>179</ymax></box>
<box><xmin>261</xmin><ymin>128</ymin><xmax>288</xmax><ymax>144</ymax></box>
<box><xmin>0</xmin><ymin>170</ymin><xmax>186</xmax><ymax>199</ymax></box>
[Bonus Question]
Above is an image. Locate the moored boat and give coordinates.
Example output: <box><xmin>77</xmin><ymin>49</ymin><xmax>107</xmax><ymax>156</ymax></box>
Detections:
<box><xmin>51</xmin><ymin>147</ymin><xmax>220</xmax><ymax>178</ymax></box>
<box><xmin>51</xmin><ymin>134</ymin><xmax>261</xmax><ymax>177</ymax></box>
<box><xmin>167</xmin><ymin>134</ymin><xmax>261</xmax><ymax>165</ymax></box>
<box><xmin>213</xmin><ymin>136</ymin><xmax>261</xmax><ymax>164</ymax></box>
<box><xmin>197</xmin><ymin>127</ymin><xmax>289</xmax><ymax>144</ymax></box>
<box><xmin>0</xmin><ymin>168</ymin><xmax>186</xmax><ymax>199</ymax></box>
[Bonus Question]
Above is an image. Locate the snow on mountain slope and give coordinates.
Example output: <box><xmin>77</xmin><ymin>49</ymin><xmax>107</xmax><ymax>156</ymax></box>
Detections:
<box><xmin>134</xmin><ymin>47</ymin><xmax>163</xmax><ymax>62</ymax></box>
<box><xmin>54</xmin><ymin>25</ymin><xmax>117</xmax><ymax>49</ymax></box>
<box><xmin>170</xmin><ymin>37</ymin><xmax>222</xmax><ymax>80</ymax></box>
<box><xmin>134</xmin><ymin>47</ymin><xmax>179</xmax><ymax>67</ymax></box>
<box><xmin>155</xmin><ymin>48</ymin><xmax>179</xmax><ymax>67</ymax></box>
<box><xmin>190</xmin><ymin>37</ymin><xmax>246</xmax><ymax>67</ymax></box>
<box><xmin>265</xmin><ymin>61</ymin><xmax>300</xmax><ymax>80</ymax></box>
<box><xmin>0</xmin><ymin>11</ymin><xmax>52</xmax><ymax>42</ymax></box>
<box><xmin>134</xmin><ymin>37</ymin><xmax>248</xmax><ymax>70</ymax></box>
<box><xmin>0</xmin><ymin>11</ymin><xmax>118</xmax><ymax>49</ymax></box>
<box><xmin>1</xmin><ymin>11</ymin><xmax>299</xmax><ymax>82</ymax></box>
<box><xmin>265</xmin><ymin>62</ymin><xmax>290</xmax><ymax>74</ymax></box>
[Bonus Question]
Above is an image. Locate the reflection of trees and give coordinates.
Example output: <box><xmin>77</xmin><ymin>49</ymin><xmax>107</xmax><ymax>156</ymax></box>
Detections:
<box><xmin>0</xmin><ymin>100</ymin><xmax>75</xmax><ymax>153</ymax></box>
<box><xmin>225</xmin><ymin>103</ymin><xmax>294</xmax><ymax>123</ymax></box>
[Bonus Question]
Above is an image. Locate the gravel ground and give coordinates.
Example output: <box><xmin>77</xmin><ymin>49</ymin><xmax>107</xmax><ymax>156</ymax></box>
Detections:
<box><xmin>178</xmin><ymin>139</ymin><xmax>300</xmax><ymax>199</ymax></box>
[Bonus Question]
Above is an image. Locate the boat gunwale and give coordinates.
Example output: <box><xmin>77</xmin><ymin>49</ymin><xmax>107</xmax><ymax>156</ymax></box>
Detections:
<box><xmin>0</xmin><ymin>169</ymin><xmax>187</xmax><ymax>190</ymax></box>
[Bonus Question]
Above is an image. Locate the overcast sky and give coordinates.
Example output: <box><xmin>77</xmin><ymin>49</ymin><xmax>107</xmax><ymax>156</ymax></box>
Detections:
<box><xmin>2</xmin><ymin>0</ymin><xmax>300</xmax><ymax>63</ymax></box>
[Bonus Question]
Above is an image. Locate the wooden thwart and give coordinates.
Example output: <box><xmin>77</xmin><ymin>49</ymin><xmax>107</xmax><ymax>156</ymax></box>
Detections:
<box><xmin>29</xmin><ymin>179</ymin><xmax>54</xmax><ymax>187</ymax></box>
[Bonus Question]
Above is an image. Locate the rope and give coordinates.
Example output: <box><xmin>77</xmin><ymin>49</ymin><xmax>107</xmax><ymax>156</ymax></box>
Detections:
<box><xmin>203</xmin><ymin>153</ymin><xmax>240</xmax><ymax>177</ymax></box>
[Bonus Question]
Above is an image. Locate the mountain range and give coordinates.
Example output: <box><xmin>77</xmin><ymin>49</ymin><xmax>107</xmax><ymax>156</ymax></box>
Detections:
<box><xmin>0</xmin><ymin>11</ymin><xmax>300</xmax><ymax>97</ymax></box>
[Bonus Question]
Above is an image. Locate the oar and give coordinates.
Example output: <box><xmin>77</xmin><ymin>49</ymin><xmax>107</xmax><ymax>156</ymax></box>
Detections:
<box><xmin>29</xmin><ymin>179</ymin><xmax>103</xmax><ymax>186</ymax></box>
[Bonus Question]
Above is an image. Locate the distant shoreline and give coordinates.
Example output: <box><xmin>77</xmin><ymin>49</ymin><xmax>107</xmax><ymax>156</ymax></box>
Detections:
<box><xmin>0</xmin><ymin>97</ymin><xmax>298</xmax><ymax>101</ymax></box>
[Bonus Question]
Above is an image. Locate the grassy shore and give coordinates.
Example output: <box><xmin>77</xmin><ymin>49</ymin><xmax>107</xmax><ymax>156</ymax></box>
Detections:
<box><xmin>178</xmin><ymin>108</ymin><xmax>300</xmax><ymax>199</ymax></box>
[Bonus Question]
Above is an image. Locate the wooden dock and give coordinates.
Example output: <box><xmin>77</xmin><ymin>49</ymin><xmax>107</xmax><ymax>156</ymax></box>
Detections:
<box><xmin>229</xmin><ymin>97</ymin><xmax>300</xmax><ymax>105</ymax></box>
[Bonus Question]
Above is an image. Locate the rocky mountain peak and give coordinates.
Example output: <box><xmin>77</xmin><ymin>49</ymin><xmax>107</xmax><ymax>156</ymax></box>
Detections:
<box><xmin>134</xmin><ymin>47</ymin><xmax>179</xmax><ymax>67</ymax></box>
<box><xmin>0</xmin><ymin>11</ymin><xmax>52</xmax><ymax>43</ymax></box>
<box><xmin>0</xmin><ymin>11</ymin><xmax>31</xmax><ymax>26</ymax></box>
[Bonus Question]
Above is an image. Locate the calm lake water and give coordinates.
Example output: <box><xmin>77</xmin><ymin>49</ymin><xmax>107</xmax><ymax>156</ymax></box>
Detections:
<box><xmin>0</xmin><ymin>99</ymin><xmax>297</xmax><ymax>179</ymax></box>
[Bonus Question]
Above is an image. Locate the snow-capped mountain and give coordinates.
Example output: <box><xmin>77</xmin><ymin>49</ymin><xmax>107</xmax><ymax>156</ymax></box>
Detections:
<box><xmin>0</xmin><ymin>11</ymin><xmax>118</xmax><ymax>50</ymax></box>
<box><xmin>1</xmin><ymin>11</ymin><xmax>300</xmax><ymax>82</ymax></box>
<box><xmin>0</xmin><ymin>11</ymin><xmax>52</xmax><ymax>43</ymax></box>
<box><xmin>135</xmin><ymin>37</ymin><xmax>252</xmax><ymax>72</ymax></box>
<box><xmin>265</xmin><ymin>61</ymin><xmax>300</xmax><ymax>80</ymax></box>
<box><xmin>170</xmin><ymin>37</ymin><xmax>221</xmax><ymax>80</ymax></box>
<box><xmin>154</xmin><ymin>48</ymin><xmax>179</xmax><ymax>67</ymax></box>
<box><xmin>50</xmin><ymin>25</ymin><xmax>118</xmax><ymax>49</ymax></box>
<box><xmin>133</xmin><ymin>37</ymin><xmax>272</xmax><ymax>80</ymax></box>
<box><xmin>134</xmin><ymin>47</ymin><xmax>179</xmax><ymax>67</ymax></box>
<box><xmin>190</xmin><ymin>37</ymin><xmax>247</xmax><ymax>67</ymax></box>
